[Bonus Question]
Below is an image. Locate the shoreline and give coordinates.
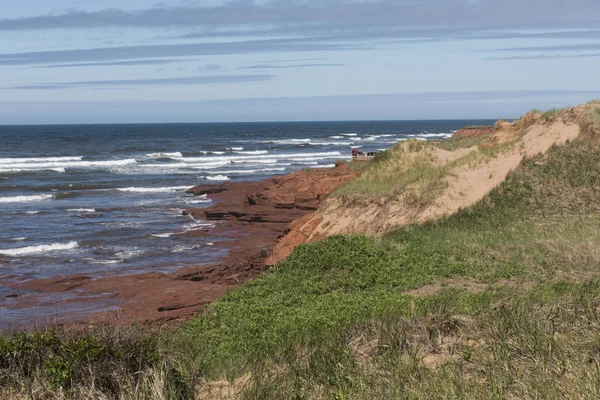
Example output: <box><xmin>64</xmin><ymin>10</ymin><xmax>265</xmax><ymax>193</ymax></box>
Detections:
<box><xmin>2</xmin><ymin>163</ymin><xmax>359</xmax><ymax>329</ymax></box>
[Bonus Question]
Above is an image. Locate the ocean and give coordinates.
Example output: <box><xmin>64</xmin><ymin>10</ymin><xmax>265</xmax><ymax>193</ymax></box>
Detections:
<box><xmin>0</xmin><ymin>120</ymin><xmax>492</xmax><ymax>326</ymax></box>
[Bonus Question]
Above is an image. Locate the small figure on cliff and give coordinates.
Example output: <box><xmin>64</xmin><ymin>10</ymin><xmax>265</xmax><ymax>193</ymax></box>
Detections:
<box><xmin>352</xmin><ymin>147</ymin><xmax>358</xmax><ymax>158</ymax></box>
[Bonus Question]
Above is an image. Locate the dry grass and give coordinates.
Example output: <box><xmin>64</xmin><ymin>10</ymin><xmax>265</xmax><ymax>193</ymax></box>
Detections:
<box><xmin>333</xmin><ymin>141</ymin><xmax>451</xmax><ymax>208</ymax></box>
<box><xmin>0</xmin><ymin>324</ymin><xmax>196</xmax><ymax>400</ymax></box>
<box><xmin>578</xmin><ymin>106</ymin><xmax>600</xmax><ymax>141</ymax></box>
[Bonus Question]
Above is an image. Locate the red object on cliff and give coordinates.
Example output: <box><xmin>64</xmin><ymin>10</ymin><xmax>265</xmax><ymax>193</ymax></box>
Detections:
<box><xmin>352</xmin><ymin>147</ymin><xmax>358</xmax><ymax>156</ymax></box>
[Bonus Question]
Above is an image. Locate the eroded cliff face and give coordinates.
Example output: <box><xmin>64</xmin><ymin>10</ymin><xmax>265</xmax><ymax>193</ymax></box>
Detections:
<box><xmin>269</xmin><ymin>106</ymin><xmax>597</xmax><ymax>264</ymax></box>
<box><xmin>451</xmin><ymin>126</ymin><xmax>494</xmax><ymax>139</ymax></box>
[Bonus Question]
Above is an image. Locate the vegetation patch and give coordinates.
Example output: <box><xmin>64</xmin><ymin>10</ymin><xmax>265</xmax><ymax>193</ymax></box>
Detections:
<box><xmin>0</xmin><ymin>325</ymin><xmax>195</xmax><ymax>400</ymax></box>
<box><xmin>333</xmin><ymin>141</ymin><xmax>451</xmax><ymax>207</ymax></box>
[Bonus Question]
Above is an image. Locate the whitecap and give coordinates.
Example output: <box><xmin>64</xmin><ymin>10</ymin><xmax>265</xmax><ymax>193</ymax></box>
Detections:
<box><xmin>0</xmin><ymin>241</ymin><xmax>79</xmax><ymax>256</ymax></box>
<box><xmin>227</xmin><ymin>147</ymin><xmax>244</xmax><ymax>151</ymax></box>
<box><xmin>151</xmin><ymin>233</ymin><xmax>175</xmax><ymax>238</ymax></box>
<box><xmin>0</xmin><ymin>194</ymin><xmax>54</xmax><ymax>204</ymax></box>
<box><xmin>233</xmin><ymin>150</ymin><xmax>269</xmax><ymax>155</ymax></box>
<box><xmin>10</xmin><ymin>237</ymin><xmax>26</xmax><ymax>241</ymax></box>
<box><xmin>0</xmin><ymin>156</ymin><xmax>83</xmax><ymax>164</ymax></box>
<box><xmin>204</xmin><ymin>175</ymin><xmax>230</xmax><ymax>181</ymax></box>
<box><xmin>116</xmin><ymin>186</ymin><xmax>190</xmax><ymax>193</ymax></box>
<box><xmin>144</xmin><ymin>152</ymin><xmax>183</xmax><ymax>159</ymax></box>
<box><xmin>66</xmin><ymin>208</ymin><xmax>96</xmax><ymax>213</ymax></box>
<box><xmin>310</xmin><ymin>164</ymin><xmax>336</xmax><ymax>169</ymax></box>
<box><xmin>183</xmin><ymin>198</ymin><xmax>213</xmax><ymax>204</ymax></box>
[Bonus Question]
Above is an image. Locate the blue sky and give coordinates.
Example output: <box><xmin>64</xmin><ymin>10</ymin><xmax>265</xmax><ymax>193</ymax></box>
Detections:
<box><xmin>1</xmin><ymin>0</ymin><xmax>600</xmax><ymax>124</ymax></box>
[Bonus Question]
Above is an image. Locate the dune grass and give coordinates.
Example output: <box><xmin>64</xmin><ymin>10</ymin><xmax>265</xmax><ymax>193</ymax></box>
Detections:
<box><xmin>332</xmin><ymin>141</ymin><xmax>451</xmax><ymax>207</ymax></box>
<box><xmin>169</xmin><ymin>139</ymin><xmax>600</xmax><ymax>398</ymax></box>
<box><xmin>430</xmin><ymin>133</ymin><xmax>490</xmax><ymax>152</ymax></box>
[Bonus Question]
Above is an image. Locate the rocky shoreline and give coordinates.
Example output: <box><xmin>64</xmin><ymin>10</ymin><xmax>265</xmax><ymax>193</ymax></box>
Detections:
<box><xmin>4</xmin><ymin>163</ymin><xmax>359</xmax><ymax>328</ymax></box>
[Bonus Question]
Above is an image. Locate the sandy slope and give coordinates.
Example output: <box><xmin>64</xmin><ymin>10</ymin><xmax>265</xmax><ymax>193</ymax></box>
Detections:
<box><xmin>270</xmin><ymin>112</ymin><xmax>582</xmax><ymax>264</ymax></box>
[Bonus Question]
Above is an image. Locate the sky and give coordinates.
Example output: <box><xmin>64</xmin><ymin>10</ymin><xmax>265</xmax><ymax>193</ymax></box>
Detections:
<box><xmin>1</xmin><ymin>0</ymin><xmax>600</xmax><ymax>124</ymax></box>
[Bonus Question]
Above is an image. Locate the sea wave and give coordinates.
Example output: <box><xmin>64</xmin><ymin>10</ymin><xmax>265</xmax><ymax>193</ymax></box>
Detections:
<box><xmin>262</xmin><ymin>139</ymin><xmax>312</xmax><ymax>144</ymax></box>
<box><xmin>0</xmin><ymin>167</ymin><xmax>66</xmax><ymax>173</ymax></box>
<box><xmin>233</xmin><ymin>150</ymin><xmax>269</xmax><ymax>155</ymax></box>
<box><xmin>116</xmin><ymin>186</ymin><xmax>190</xmax><ymax>193</ymax></box>
<box><xmin>144</xmin><ymin>152</ymin><xmax>183</xmax><ymax>159</ymax></box>
<box><xmin>151</xmin><ymin>233</ymin><xmax>175</xmax><ymax>238</ymax></box>
<box><xmin>204</xmin><ymin>175</ymin><xmax>230</xmax><ymax>181</ymax></box>
<box><xmin>205</xmin><ymin>167</ymin><xmax>286</xmax><ymax>175</ymax></box>
<box><xmin>182</xmin><ymin>198</ymin><xmax>213</xmax><ymax>204</ymax></box>
<box><xmin>0</xmin><ymin>156</ymin><xmax>83</xmax><ymax>164</ymax></box>
<box><xmin>66</xmin><ymin>208</ymin><xmax>96</xmax><ymax>213</ymax></box>
<box><xmin>0</xmin><ymin>159</ymin><xmax>137</xmax><ymax>172</ymax></box>
<box><xmin>0</xmin><ymin>241</ymin><xmax>79</xmax><ymax>256</ymax></box>
<box><xmin>0</xmin><ymin>194</ymin><xmax>54</xmax><ymax>203</ymax></box>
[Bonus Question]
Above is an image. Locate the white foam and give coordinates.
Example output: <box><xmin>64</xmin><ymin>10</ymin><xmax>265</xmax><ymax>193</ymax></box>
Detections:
<box><xmin>227</xmin><ymin>147</ymin><xmax>244</xmax><ymax>151</ymax></box>
<box><xmin>183</xmin><ymin>198</ymin><xmax>213</xmax><ymax>204</ymax></box>
<box><xmin>10</xmin><ymin>237</ymin><xmax>26</xmax><ymax>241</ymax></box>
<box><xmin>0</xmin><ymin>159</ymin><xmax>136</xmax><ymax>172</ymax></box>
<box><xmin>151</xmin><ymin>233</ymin><xmax>174</xmax><ymax>238</ymax></box>
<box><xmin>66</xmin><ymin>208</ymin><xmax>96</xmax><ymax>213</ymax></box>
<box><xmin>262</xmin><ymin>139</ymin><xmax>311</xmax><ymax>145</ymax></box>
<box><xmin>0</xmin><ymin>241</ymin><xmax>79</xmax><ymax>256</ymax></box>
<box><xmin>171</xmin><ymin>245</ymin><xmax>202</xmax><ymax>253</ymax></box>
<box><xmin>115</xmin><ymin>249</ymin><xmax>145</xmax><ymax>259</ymax></box>
<box><xmin>417</xmin><ymin>133</ymin><xmax>452</xmax><ymax>138</ymax></box>
<box><xmin>0</xmin><ymin>194</ymin><xmax>54</xmax><ymax>204</ymax></box>
<box><xmin>341</xmin><ymin>133</ymin><xmax>358</xmax><ymax>136</ymax></box>
<box><xmin>310</xmin><ymin>164</ymin><xmax>336</xmax><ymax>169</ymax></box>
<box><xmin>233</xmin><ymin>150</ymin><xmax>269</xmax><ymax>155</ymax></box>
<box><xmin>204</xmin><ymin>175</ymin><xmax>230</xmax><ymax>181</ymax></box>
<box><xmin>144</xmin><ymin>152</ymin><xmax>183</xmax><ymax>159</ymax></box>
<box><xmin>211</xmin><ymin>151</ymin><xmax>225</xmax><ymax>155</ymax></box>
<box><xmin>116</xmin><ymin>186</ymin><xmax>190</xmax><ymax>193</ymax></box>
<box><xmin>0</xmin><ymin>156</ymin><xmax>83</xmax><ymax>164</ymax></box>
<box><xmin>89</xmin><ymin>259</ymin><xmax>120</xmax><ymax>265</ymax></box>
<box><xmin>329</xmin><ymin>135</ymin><xmax>344</xmax><ymax>139</ymax></box>
<box><xmin>309</xmin><ymin>142</ymin><xmax>353</xmax><ymax>146</ymax></box>
<box><xmin>206</xmin><ymin>167</ymin><xmax>286</xmax><ymax>175</ymax></box>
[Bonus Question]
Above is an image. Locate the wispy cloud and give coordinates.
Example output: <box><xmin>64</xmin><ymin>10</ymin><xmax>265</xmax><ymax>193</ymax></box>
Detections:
<box><xmin>487</xmin><ymin>53</ymin><xmax>600</xmax><ymax>61</ymax></box>
<box><xmin>35</xmin><ymin>59</ymin><xmax>195</xmax><ymax>68</ymax></box>
<box><xmin>0</xmin><ymin>39</ymin><xmax>357</xmax><ymax>66</ymax></box>
<box><xmin>494</xmin><ymin>44</ymin><xmax>600</xmax><ymax>53</ymax></box>
<box><xmin>6</xmin><ymin>74</ymin><xmax>274</xmax><ymax>90</ymax></box>
<box><xmin>240</xmin><ymin>63</ymin><xmax>343</xmax><ymax>70</ymax></box>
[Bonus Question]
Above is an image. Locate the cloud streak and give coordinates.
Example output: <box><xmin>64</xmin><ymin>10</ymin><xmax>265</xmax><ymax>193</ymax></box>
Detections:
<box><xmin>487</xmin><ymin>53</ymin><xmax>600</xmax><ymax>61</ymax></box>
<box><xmin>6</xmin><ymin>74</ymin><xmax>274</xmax><ymax>90</ymax></box>
<box><xmin>0</xmin><ymin>38</ymin><xmax>357</xmax><ymax>66</ymax></box>
<box><xmin>240</xmin><ymin>63</ymin><xmax>343</xmax><ymax>70</ymax></box>
<box><xmin>1</xmin><ymin>1</ymin><xmax>599</xmax><ymax>32</ymax></box>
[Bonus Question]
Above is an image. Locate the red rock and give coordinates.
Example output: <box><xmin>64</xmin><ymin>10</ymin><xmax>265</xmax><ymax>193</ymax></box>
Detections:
<box><xmin>451</xmin><ymin>126</ymin><xmax>494</xmax><ymax>139</ymax></box>
<box><xmin>10</xmin><ymin>163</ymin><xmax>360</xmax><ymax>327</ymax></box>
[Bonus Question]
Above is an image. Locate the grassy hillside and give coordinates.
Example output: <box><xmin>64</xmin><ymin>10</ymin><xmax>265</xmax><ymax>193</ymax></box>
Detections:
<box><xmin>2</xmin><ymin>106</ymin><xmax>600</xmax><ymax>399</ymax></box>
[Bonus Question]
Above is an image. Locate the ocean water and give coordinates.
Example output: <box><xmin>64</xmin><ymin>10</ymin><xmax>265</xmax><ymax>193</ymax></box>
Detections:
<box><xmin>0</xmin><ymin>120</ymin><xmax>492</xmax><ymax>325</ymax></box>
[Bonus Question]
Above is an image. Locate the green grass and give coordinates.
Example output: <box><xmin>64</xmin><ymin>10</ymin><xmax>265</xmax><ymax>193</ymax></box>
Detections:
<box><xmin>0</xmin><ymin>325</ymin><xmax>196</xmax><ymax>399</ymax></box>
<box><xmin>332</xmin><ymin>141</ymin><xmax>451</xmax><ymax>207</ymax></box>
<box><xmin>171</xmin><ymin>139</ymin><xmax>600</xmax><ymax>393</ymax></box>
<box><xmin>430</xmin><ymin>133</ymin><xmax>490</xmax><ymax>152</ymax></box>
